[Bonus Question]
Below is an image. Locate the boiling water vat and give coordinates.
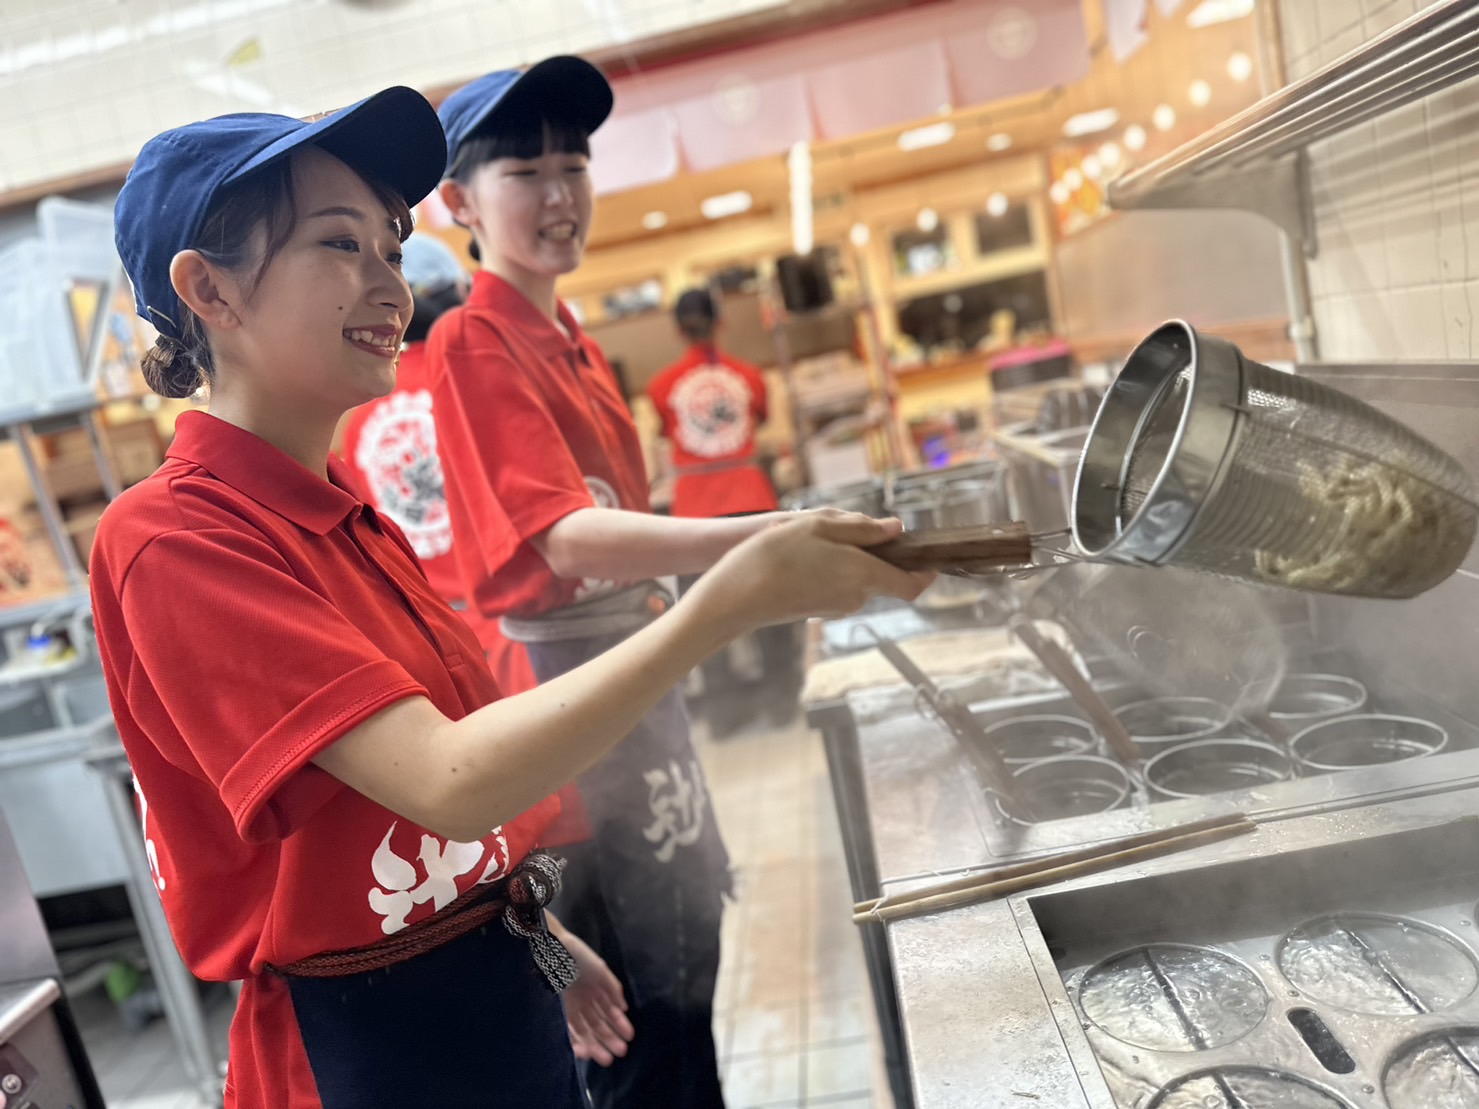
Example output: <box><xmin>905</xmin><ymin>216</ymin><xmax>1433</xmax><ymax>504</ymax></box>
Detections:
<box><xmin>1276</xmin><ymin>914</ymin><xmax>1479</xmax><ymax>1015</ymax></box>
<box><xmin>1146</xmin><ymin>1067</ymin><xmax>1353</xmax><ymax>1109</ymax></box>
<box><xmin>1078</xmin><ymin>945</ymin><xmax>1268</xmax><ymax>1051</ymax></box>
<box><xmin>1384</xmin><ymin>1028</ymin><xmax>1479</xmax><ymax>1109</ymax></box>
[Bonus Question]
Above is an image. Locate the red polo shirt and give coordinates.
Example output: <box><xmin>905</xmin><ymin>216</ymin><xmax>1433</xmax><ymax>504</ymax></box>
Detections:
<box><xmin>339</xmin><ymin>341</ymin><xmax>537</xmax><ymax>695</ymax></box>
<box><xmin>90</xmin><ymin>411</ymin><xmax>559</xmax><ymax>1109</ymax></box>
<box><xmin>647</xmin><ymin>344</ymin><xmax>778</xmax><ymax>518</ymax></box>
<box><xmin>425</xmin><ymin>271</ymin><xmax>650</xmax><ymax>620</ymax></box>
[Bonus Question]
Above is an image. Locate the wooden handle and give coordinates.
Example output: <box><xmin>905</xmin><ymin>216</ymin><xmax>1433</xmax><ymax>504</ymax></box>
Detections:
<box><xmin>1009</xmin><ymin>616</ymin><xmax>1142</xmax><ymax>767</ymax></box>
<box><xmin>854</xmin><ymin>813</ymin><xmax>1247</xmax><ymax>917</ymax></box>
<box><xmin>853</xmin><ymin>818</ymin><xmax>1255</xmax><ymax>924</ymax></box>
<box><xmin>871</xmin><ymin>523</ymin><xmax>1034</xmax><ymax>573</ymax></box>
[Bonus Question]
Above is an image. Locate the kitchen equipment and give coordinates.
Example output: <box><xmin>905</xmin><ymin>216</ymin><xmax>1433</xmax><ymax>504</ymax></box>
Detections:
<box><xmin>1037</xmin><ymin>817</ymin><xmax>1479</xmax><ymax>1109</ymax></box>
<box><xmin>1008</xmin><ymin>614</ymin><xmax>1142</xmax><ymax>768</ymax></box>
<box><xmin>874</xmin><ymin>321</ymin><xmax>1479</xmax><ymax>601</ymax></box>
<box><xmin>0</xmin><ymin>810</ymin><xmax>104</xmax><ymax>1108</ymax></box>
<box><xmin>891</xmin><ymin>471</ymin><xmax>1011</xmax><ymax>611</ymax></box>
<box><xmin>853</xmin><ymin>813</ymin><xmax>1254</xmax><ymax>924</ymax></box>
<box><xmin>981</xmin><ymin>714</ymin><xmax>1098</xmax><ymax>765</ymax></box>
<box><xmin>1143</xmin><ymin>738</ymin><xmax>1294</xmax><ymax>801</ymax></box>
<box><xmin>860</xmin><ymin>627</ymin><xmax>1021</xmax><ymax>811</ymax></box>
<box><xmin>1113</xmin><ymin>696</ymin><xmax>1232</xmax><ymax>757</ymax></box>
<box><xmin>781</xmin><ymin>476</ymin><xmax>885</xmax><ymax>516</ymax></box>
<box><xmin>992</xmin><ymin>754</ymin><xmax>1135</xmax><ymax>826</ymax></box>
<box><xmin>1074</xmin><ymin>320</ymin><xmax>1477</xmax><ymax>599</ymax></box>
<box><xmin>889</xmin><ymin>458</ymin><xmax>1007</xmax><ymax>502</ymax></box>
<box><xmin>1290</xmin><ymin>714</ymin><xmax>1448</xmax><ymax>774</ymax></box>
<box><xmin>1247</xmin><ymin>673</ymin><xmax>1368</xmax><ymax>723</ymax></box>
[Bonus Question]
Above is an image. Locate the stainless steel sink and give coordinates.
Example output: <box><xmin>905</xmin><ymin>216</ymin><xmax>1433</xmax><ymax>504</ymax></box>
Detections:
<box><xmin>1026</xmin><ymin>818</ymin><xmax>1479</xmax><ymax>1108</ymax></box>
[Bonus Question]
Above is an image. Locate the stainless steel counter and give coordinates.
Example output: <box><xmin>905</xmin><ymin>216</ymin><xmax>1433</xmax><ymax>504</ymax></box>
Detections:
<box><xmin>884</xmin><ymin>787</ymin><xmax>1479</xmax><ymax>1107</ymax></box>
<box><xmin>841</xmin><ymin>672</ymin><xmax>1479</xmax><ymax>1107</ymax></box>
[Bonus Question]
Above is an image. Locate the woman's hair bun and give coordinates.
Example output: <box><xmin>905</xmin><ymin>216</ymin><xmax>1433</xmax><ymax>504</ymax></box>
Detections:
<box><xmin>140</xmin><ymin>336</ymin><xmax>205</xmax><ymax>399</ymax></box>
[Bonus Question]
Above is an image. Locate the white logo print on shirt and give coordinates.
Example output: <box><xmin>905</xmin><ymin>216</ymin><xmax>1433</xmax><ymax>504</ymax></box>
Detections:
<box><xmin>133</xmin><ymin>775</ymin><xmax>165</xmax><ymax>893</ymax></box>
<box><xmin>367</xmin><ymin>823</ymin><xmax>511</xmax><ymax>935</ymax></box>
<box><xmin>353</xmin><ymin>390</ymin><xmax>453</xmax><ymax>560</ymax></box>
<box><xmin>641</xmin><ymin>759</ymin><xmax>709</xmax><ymax>863</ymax></box>
<box><xmin>573</xmin><ymin>475</ymin><xmax>624</xmax><ymax>602</ymax></box>
<box><xmin>669</xmin><ymin>363</ymin><xmax>753</xmax><ymax>458</ymax></box>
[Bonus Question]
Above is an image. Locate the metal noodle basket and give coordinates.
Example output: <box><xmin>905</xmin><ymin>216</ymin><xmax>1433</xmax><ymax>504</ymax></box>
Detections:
<box><xmin>1072</xmin><ymin>320</ymin><xmax>1478</xmax><ymax>599</ymax></box>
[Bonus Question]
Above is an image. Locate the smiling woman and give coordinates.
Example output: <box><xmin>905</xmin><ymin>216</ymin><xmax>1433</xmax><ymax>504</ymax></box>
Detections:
<box><xmin>90</xmin><ymin>78</ymin><xmax>925</xmax><ymax>1109</ymax></box>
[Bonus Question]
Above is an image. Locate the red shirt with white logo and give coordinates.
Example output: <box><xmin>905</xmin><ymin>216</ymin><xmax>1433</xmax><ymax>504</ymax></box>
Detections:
<box><xmin>647</xmin><ymin>344</ymin><xmax>777</xmax><ymax>518</ymax></box>
<box><xmin>89</xmin><ymin>411</ymin><xmax>559</xmax><ymax>1109</ymax></box>
<box><xmin>424</xmin><ymin>271</ymin><xmax>650</xmax><ymax>620</ymax></box>
<box><xmin>339</xmin><ymin>340</ymin><xmax>588</xmax><ymax>845</ymax></box>
<box><xmin>339</xmin><ymin>341</ymin><xmax>536</xmax><ymax>692</ymax></box>
<box><xmin>340</xmin><ymin>342</ymin><xmax>463</xmax><ymax>603</ymax></box>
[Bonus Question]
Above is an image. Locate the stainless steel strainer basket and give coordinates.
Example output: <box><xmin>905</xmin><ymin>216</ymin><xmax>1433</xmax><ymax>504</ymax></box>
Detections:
<box><xmin>1072</xmin><ymin>321</ymin><xmax>1478</xmax><ymax>598</ymax></box>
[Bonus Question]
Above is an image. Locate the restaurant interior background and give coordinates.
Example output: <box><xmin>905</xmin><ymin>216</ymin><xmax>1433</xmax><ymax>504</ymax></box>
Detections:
<box><xmin>4</xmin><ymin>0</ymin><xmax>1479</xmax><ymax>1107</ymax></box>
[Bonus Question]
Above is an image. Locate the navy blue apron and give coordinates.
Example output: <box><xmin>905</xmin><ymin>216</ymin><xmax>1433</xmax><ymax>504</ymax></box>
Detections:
<box><xmin>283</xmin><ymin>918</ymin><xmax>589</xmax><ymax>1107</ymax></box>
<box><xmin>525</xmin><ymin>628</ymin><xmax>731</xmax><ymax>1109</ymax></box>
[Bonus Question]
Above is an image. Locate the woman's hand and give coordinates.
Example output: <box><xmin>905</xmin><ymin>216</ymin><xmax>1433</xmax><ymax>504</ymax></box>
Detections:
<box><xmin>687</xmin><ymin>510</ymin><xmax>933</xmax><ymax>638</ymax></box>
<box><xmin>554</xmin><ymin>924</ymin><xmax>635</xmax><ymax>1067</ymax></box>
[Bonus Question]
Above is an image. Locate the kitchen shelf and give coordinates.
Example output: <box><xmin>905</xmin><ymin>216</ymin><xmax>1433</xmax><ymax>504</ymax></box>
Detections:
<box><xmin>1107</xmin><ymin>0</ymin><xmax>1479</xmax><ymax>256</ymax></box>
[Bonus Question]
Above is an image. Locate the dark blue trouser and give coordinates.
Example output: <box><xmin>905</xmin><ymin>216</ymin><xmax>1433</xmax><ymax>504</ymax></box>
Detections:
<box><xmin>285</xmin><ymin>920</ymin><xmax>588</xmax><ymax>1108</ymax></box>
<box><xmin>526</xmin><ymin>632</ymin><xmax>731</xmax><ymax>1109</ymax></box>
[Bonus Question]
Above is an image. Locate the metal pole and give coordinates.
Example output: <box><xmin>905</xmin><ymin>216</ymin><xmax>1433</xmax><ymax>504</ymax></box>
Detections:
<box><xmin>92</xmin><ymin>754</ymin><xmax>225</xmax><ymax>1107</ymax></box>
<box><xmin>13</xmin><ymin>422</ymin><xmax>86</xmax><ymax>587</ymax></box>
<box><xmin>1257</xmin><ymin>0</ymin><xmax>1321</xmax><ymax>363</ymax></box>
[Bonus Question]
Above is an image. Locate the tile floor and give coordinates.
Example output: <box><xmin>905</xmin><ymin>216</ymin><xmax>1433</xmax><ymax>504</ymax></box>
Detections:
<box><xmin>71</xmin><ymin>709</ymin><xmax>894</xmax><ymax>1109</ymax></box>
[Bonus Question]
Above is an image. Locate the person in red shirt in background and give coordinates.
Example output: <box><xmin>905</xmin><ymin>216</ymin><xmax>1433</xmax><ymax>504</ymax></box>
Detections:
<box><xmin>338</xmin><ymin>233</ymin><xmax>537</xmax><ymax>698</ymax></box>
<box><xmin>648</xmin><ymin>288</ymin><xmax>802</xmax><ymax>736</ymax></box>
<box><xmin>428</xmin><ymin>57</ymin><xmax>885</xmax><ymax>1109</ymax></box>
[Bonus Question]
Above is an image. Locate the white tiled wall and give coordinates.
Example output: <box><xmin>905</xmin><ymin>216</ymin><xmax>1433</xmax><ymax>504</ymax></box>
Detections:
<box><xmin>0</xmin><ymin>0</ymin><xmax>785</xmax><ymax>192</ymax></box>
<box><xmin>1279</xmin><ymin>0</ymin><xmax>1479</xmax><ymax>362</ymax></box>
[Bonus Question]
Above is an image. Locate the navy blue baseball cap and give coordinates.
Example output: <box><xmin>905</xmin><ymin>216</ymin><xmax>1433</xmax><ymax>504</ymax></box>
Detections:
<box><xmin>115</xmin><ymin>86</ymin><xmax>446</xmax><ymax>339</ymax></box>
<box><xmin>438</xmin><ymin>56</ymin><xmax>613</xmax><ymax>177</ymax></box>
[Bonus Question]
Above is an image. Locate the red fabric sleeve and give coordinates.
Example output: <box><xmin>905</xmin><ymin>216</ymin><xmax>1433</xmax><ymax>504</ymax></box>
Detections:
<box><xmin>426</xmin><ymin>321</ymin><xmax>595</xmax><ymax>580</ymax></box>
<box><xmin>646</xmin><ymin>367</ymin><xmax>678</xmax><ymax>441</ymax></box>
<box><xmin>118</xmin><ymin>527</ymin><xmax>429</xmax><ymax>843</ymax></box>
<box><xmin>738</xmin><ymin>358</ymin><xmax>770</xmax><ymax>425</ymax></box>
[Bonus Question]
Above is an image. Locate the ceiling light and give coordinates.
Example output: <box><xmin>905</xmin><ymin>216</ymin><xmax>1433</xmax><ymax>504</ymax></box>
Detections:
<box><xmin>849</xmin><ymin>222</ymin><xmax>871</xmax><ymax>247</ymax></box>
<box><xmin>986</xmin><ymin>192</ymin><xmax>1009</xmax><ymax>217</ymax></box>
<box><xmin>700</xmin><ymin>190</ymin><xmax>753</xmax><ymax>220</ymax></box>
<box><xmin>917</xmin><ymin>207</ymin><xmax>940</xmax><ymax>232</ymax></box>
<box><xmin>1153</xmin><ymin>104</ymin><xmax>1177</xmax><ymax>131</ymax></box>
<box><xmin>1189</xmin><ymin>79</ymin><xmax>1212</xmax><ymax>107</ymax></box>
<box><xmin>641</xmin><ymin>211</ymin><xmax>668</xmax><ymax>231</ymax></box>
<box><xmin>986</xmin><ymin>132</ymin><xmax>1014</xmax><ymax>152</ymax></box>
<box><xmin>1063</xmin><ymin>108</ymin><xmax>1120</xmax><ymax>138</ymax></box>
<box><xmin>1187</xmin><ymin>0</ymin><xmax>1254</xmax><ymax>28</ymax></box>
<box><xmin>899</xmin><ymin>121</ymin><xmax>957</xmax><ymax>152</ymax></box>
<box><xmin>1049</xmin><ymin>181</ymin><xmax>1071</xmax><ymax>205</ymax></box>
<box><xmin>1082</xmin><ymin>154</ymin><xmax>1103</xmax><ymax>180</ymax></box>
<box><xmin>1227</xmin><ymin>50</ymin><xmax>1254</xmax><ymax>82</ymax></box>
<box><xmin>1099</xmin><ymin>141</ymin><xmax>1123</xmax><ymax>168</ymax></box>
<box><xmin>1124</xmin><ymin>124</ymin><xmax>1148</xmax><ymax>151</ymax></box>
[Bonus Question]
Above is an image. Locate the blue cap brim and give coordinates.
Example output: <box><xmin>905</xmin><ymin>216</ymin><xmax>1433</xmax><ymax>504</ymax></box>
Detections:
<box><xmin>226</xmin><ymin>86</ymin><xmax>446</xmax><ymax>210</ymax></box>
<box><xmin>456</xmin><ymin>56</ymin><xmax>613</xmax><ymax>153</ymax></box>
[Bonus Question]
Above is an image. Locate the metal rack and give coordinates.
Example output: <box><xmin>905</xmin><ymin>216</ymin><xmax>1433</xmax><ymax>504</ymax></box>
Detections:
<box><xmin>2</xmin><ymin>399</ymin><xmax>122</xmax><ymax>594</ymax></box>
<box><xmin>1107</xmin><ymin>0</ymin><xmax>1479</xmax><ymax>259</ymax></box>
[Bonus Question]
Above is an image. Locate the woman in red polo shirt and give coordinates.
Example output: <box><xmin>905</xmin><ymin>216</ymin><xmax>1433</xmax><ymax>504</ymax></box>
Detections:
<box><xmin>426</xmin><ymin>57</ymin><xmax>802</xmax><ymax>1109</ymax></box>
<box><xmin>91</xmin><ymin>89</ymin><xmax>925</xmax><ymax>1109</ymax></box>
<box><xmin>648</xmin><ymin>288</ymin><xmax>801</xmax><ymax>738</ymax></box>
